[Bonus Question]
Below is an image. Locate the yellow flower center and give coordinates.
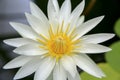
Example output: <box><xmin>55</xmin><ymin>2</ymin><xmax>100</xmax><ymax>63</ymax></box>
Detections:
<box><xmin>50</xmin><ymin>36</ymin><xmax>68</xmax><ymax>54</ymax></box>
<box><xmin>37</xmin><ymin>22</ymin><xmax>80</xmax><ymax>60</ymax></box>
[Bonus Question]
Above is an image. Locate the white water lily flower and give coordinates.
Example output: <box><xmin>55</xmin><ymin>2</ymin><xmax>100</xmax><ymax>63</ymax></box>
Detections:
<box><xmin>3</xmin><ymin>0</ymin><xmax>115</xmax><ymax>80</ymax></box>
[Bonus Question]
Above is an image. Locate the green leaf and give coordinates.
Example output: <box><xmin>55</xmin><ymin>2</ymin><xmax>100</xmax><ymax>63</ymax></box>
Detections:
<box><xmin>114</xmin><ymin>19</ymin><xmax>120</xmax><ymax>37</ymax></box>
<box><xmin>105</xmin><ymin>41</ymin><xmax>120</xmax><ymax>73</ymax></box>
<box><xmin>81</xmin><ymin>63</ymin><xmax>120</xmax><ymax>80</ymax></box>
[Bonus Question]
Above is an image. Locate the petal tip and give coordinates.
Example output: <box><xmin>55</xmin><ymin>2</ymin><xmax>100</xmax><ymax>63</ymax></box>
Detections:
<box><xmin>9</xmin><ymin>22</ymin><xmax>15</xmax><ymax>26</ymax></box>
<box><xmin>108</xmin><ymin>48</ymin><xmax>112</xmax><ymax>51</ymax></box>
<box><xmin>13</xmin><ymin>72</ymin><xmax>24</xmax><ymax>80</ymax></box>
<box><xmin>3</xmin><ymin>64</ymin><xmax>13</xmax><ymax>69</ymax></box>
<box><xmin>9</xmin><ymin>22</ymin><xmax>20</xmax><ymax>28</ymax></box>
<box><xmin>3</xmin><ymin>40</ymin><xmax>8</xmax><ymax>44</ymax></box>
<box><xmin>13</xmin><ymin>49</ymin><xmax>18</xmax><ymax>53</ymax></box>
<box><xmin>110</xmin><ymin>34</ymin><xmax>115</xmax><ymax>38</ymax></box>
<box><xmin>81</xmin><ymin>0</ymin><xmax>85</xmax><ymax>7</ymax></box>
<box><xmin>3</xmin><ymin>65</ymin><xmax>8</xmax><ymax>69</ymax></box>
<box><xmin>13</xmin><ymin>75</ymin><xmax>20</xmax><ymax>80</ymax></box>
<box><xmin>25</xmin><ymin>12</ymin><xmax>29</xmax><ymax>16</ymax></box>
<box><xmin>99</xmin><ymin>15</ymin><xmax>105</xmax><ymax>20</ymax></box>
<box><xmin>30</xmin><ymin>1</ymin><xmax>36</xmax><ymax>8</ymax></box>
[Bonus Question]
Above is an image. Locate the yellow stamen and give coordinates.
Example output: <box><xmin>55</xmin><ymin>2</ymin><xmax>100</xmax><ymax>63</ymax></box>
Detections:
<box><xmin>37</xmin><ymin>21</ymin><xmax>80</xmax><ymax>60</ymax></box>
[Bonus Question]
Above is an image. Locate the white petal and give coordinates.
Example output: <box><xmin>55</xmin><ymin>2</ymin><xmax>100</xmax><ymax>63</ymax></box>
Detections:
<box><xmin>70</xmin><ymin>15</ymin><xmax>85</xmax><ymax>30</ymax></box>
<box><xmin>75</xmin><ymin>43</ymin><xmax>111</xmax><ymax>53</ymax></box>
<box><xmin>70</xmin><ymin>0</ymin><xmax>85</xmax><ymax>26</ymax></box>
<box><xmin>67</xmin><ymin>70</ymin><xmax>81</xmax><ymax>80</ymax></box>
<box><xmin>53</xmin><ymin>62</ymin><xmax>67</xmax><ymax>80</ymax></box>
<box><xmin>61</xmin><ymin>55</ymin><xmax>76</xmax><ymax>77</ymax></box>
<box><xmin>14</xmin><ymin>57</ymin><xmax>41</xmax><ymax>79</ymax></box>
<box><xmin>74</xmin><ymin>16</ymin><xmax>104</xmax><ymax>40</ymax></box>
<box><xmin>14</xmin><ymin>44</ymin><xmax>48</xmax><ymax>56</ymax></box>
<box><xmin>3</xmin><ymin>56</ymin><xmax>33</xmax><ymax>69</ymax></box>
<box><xmin>47</xmin><ymin>0</ymin><xmax>59</xmax><ymax>34</ymax></box>
<box><xmin>30</xmin><ymin>1</ymin><xmax>49</xmax><ymax>25</ymax></box>
<box><xmin>4</xmin><ymin>38</ymin><xmax>39</xmax><ymax>47</ymax></box>
<box><xmin>25</xmin><ymin>13</ymin><xmax>49</xmax><ymax>36</ymax></box>
<box><xmin>34</xmin><ymin>57</ymin><xmax>55</xmax><ymax>80</ymax></box>
<box><xmin>72</xmin><ymin>54</ymin><xmax>105</xmax><ymax>78</ymax></box>
<box><xmin>9</xmin><ymin>22</ymin><xmax>40</xmax><ymax>40</ymax></box>
<box><xmin>47</xmin><ymin>0</ymin><xmax>59</xmax><ymax>22</ymax></box>
<box><xmin>59</xmin><ymin>0</ymin><xmax>71</xmax><ymax>23</ymax></box>
<box><xmin>80</xmin><ymin>33</ymin><xmax>115</xmax><ymax>44</ymax></box>
<box><xmin>76</xmin><ymin>15</ymin><xmax>85</xmax><ymax>27</ymax></box>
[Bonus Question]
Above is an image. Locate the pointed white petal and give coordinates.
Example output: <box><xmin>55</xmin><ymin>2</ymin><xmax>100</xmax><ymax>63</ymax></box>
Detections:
<box><xmin>70</xmin><ymin>15</ymin><xmax>85</xmax><ymax>29</ymax></box>
<box><xmin>14</xmin><ymin>44</ymin><xmax>48</xmax><ymax>56</ymax></box>
<box><xmin>14</xmin><ymin>57</ymin><xmax>41</xmax><ymax>79</ymax></box>
<box><xmin>47</xmin><ymin>0</ymin><xmax>59</xmax><ymax>22</ymax></box>
<box><xmin>75</xmin><ymin>43</ymin><xmax>111</xmax><ymax>53</ymax></box>
<box><xmin>53</xmin><ymin>62</ymin><xmax>67</xmax><ymax>80</ymax></box>
<box><xmin>3</xmin><ymin>56</ymin><xmax>33</xmax><ymax>69</ymax></box>
<box><xmin>9</xmin><ymin>22</ymin><xmax>40</xmax><ymax>40</ymax></box>
<box><xmin>76</xmin><ymin>15</ymin><xmax>85</xmax><ymax>27</ymax></box>
<box><xmin>80</xmin><ymin>33</ymin><xmax>115</xmax><ymax>44</ymax></box>
<box><xmin>61</xmin><ymin>55</ymin><xmax>76</xmax><ymax>77</ymax></box>
<box><xmin>67</xmin><ymin>70</ymin><xmax>81</xmax><ymax>80</ymax></box>
<box><xmin>59</xmin><ymin>0</ymin><xmax>71</xmax><ymax>23</ymax></box>
<box><xmin>72</xmin><ymin>54</ymin><xmax>105</xmax><ymax>78</ymax></box>
<box><xmin>70</xmin><ymin>0</ymin><xmax>85</xmax><ymax>26</ymax></box>
<box><xmin>74</xmin><ymin>16</ymin><xmax>104</xmax><ymax>40</ymax></box>
<box><xmin>34</xmin><ymin>57</ymin><xmax>55</xmax><ymax>80</ymax></box>
<box><xmin>30</xmin><ymin>1</ymin><xmax>49</xmax><ymax>25</ymax></box>
<box><xmin>4</xmin><ymin>38</ymin><xmax>39</xmax><ymax>47</ymax></box>
<box><xmin>47</xmin><ymin>0</ymin><xmax>59</xmax><ymax>34</ymax></box>
<box><xmin>25</xmin><ymin>13</ymin><xmax>49</xmax><ymax>36</ymax></box>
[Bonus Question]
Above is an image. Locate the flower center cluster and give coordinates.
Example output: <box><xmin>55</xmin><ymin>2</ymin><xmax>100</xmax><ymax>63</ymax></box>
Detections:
<box><xmin>38</xmin><ymin>22</ymin><xmax>79</xmax><ymax>59</ymax></box>
<box><xmin>50</xmin><ymin>36</ymin><xmax>67</xmax><ymax>54</ymax></box>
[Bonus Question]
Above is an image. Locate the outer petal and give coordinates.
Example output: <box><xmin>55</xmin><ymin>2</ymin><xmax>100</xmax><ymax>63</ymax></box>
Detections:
<box><xmin>74</xmin><ymin>16</ymin><xmax>104</xmax><ymax>40</ymax></box>
<box><xmin>14</xmin><ymin>44</ymin><xmax>48</xmax><ymax>56</ymax></box>
<box><xmin>75</xmin><ymin>43</ymin><xmax>111</xmax><ymax>53</ymax></box>
<box><xmin>25</xmin><ymin>13</ymin><xmax>49</xmax><ymax>36</ymax></box>
<box><xmin>34</xmin><ymin>57</ymin><xmax>56</xmax><ymax>80</ymax></box>
<box><xmin>61</xmin><ymin>55</ymin><xmax>76</xmax><ymax>77</ymax></box>
<box><xmin>47</xmin><ymin>0</ymin><xmax>59</xmax><ymax>22</ymax></box>
<box><xmin>80</xmin><ymin>33</ymin><xmax>115</xmax><ymax>44</ymax></box>
<box><xmin>53</xmin><ymin>62</ymin><xmax>67</xmax><ymax>80</ymax></box>
<box><xmin>3</xmin><ymin>56</ymin><xmax>33</xmax><ymax>69</ymax></box>
<box><xmin>70</xmin><ymin>0</ymin><xmax>85</xmax><ymax>27</ymax></box>
<box><xmin>9</xmin><ymin>22</ymin><xmax>40</xmax><ymax>40</ymax></box>
<box><xmin>14</xmin><ymin>57</ymin><xmax>41</xmax><ymax>79</ymax></box>
<box><xmin>4</xmin><ymin>38</ymin><xmax>39</xmax><ymax>47</ymax></box>
<box><xmin>30</xmin><ymin>1</ymin><xmax>49</xmax><ymax>25</ymax></box>
<box><xmin>72</xmin><ymin>54</ymin><xmax>105</xmax><ymax>78</ymax></box>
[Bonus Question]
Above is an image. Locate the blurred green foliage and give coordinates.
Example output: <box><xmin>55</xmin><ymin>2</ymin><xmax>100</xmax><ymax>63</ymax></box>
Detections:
<box><xmin>105</xmin><ymin>41</ymin><xmax>120</xmax><ymax>73</ymax></box>
<box><xmin>114</xmin><ymin>19</ymin><xmax>120</xmax><ymax>37</ymax></box>
<box><xmin>105</xmin><ymin>19</ymin><xmax>120</xmax><ymax>73</ymax></box>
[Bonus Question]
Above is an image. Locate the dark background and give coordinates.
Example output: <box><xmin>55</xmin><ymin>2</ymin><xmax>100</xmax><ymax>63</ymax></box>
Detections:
<box><xmin>0</xmin><ymin>0</ymin><xmax>120</xmax><ymax>80</ymax></box>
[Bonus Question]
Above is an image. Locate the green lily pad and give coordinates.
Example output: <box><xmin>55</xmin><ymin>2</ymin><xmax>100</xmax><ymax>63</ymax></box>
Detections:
<box><xmin>114</xmin><ymin>19</ymin><xmax>120</xmax><ymax>37</ymax></box>
<box><xmin>81</xmin><ymin>63</ymin><xmax>120</xmax><ymax>80</ymax></box>
<box><xmin>105</xmin><ymin>41</ymin><xmax>120</xmax><ymax>73</ymax></box>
